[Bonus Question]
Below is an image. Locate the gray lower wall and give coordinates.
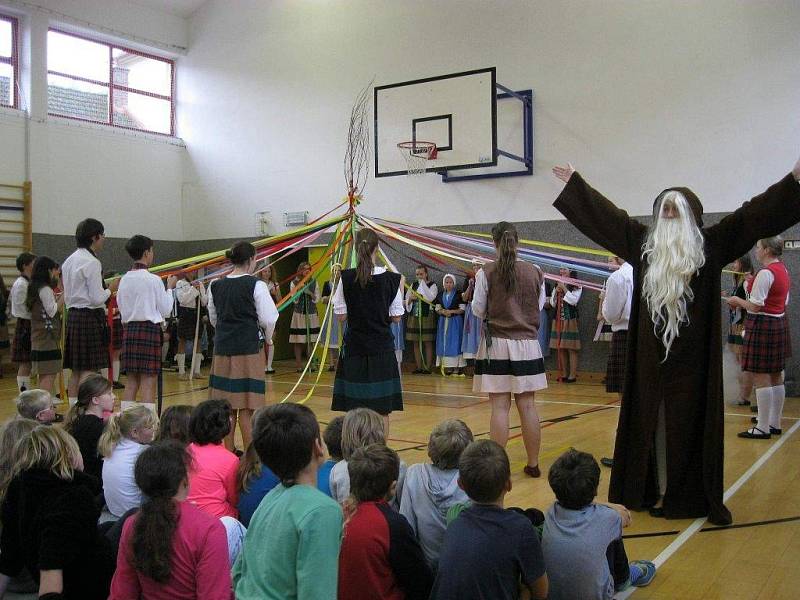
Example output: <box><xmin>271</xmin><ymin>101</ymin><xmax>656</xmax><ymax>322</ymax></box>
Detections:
<box><xmin>31</xmin><ymin>213</ymin><xmax>800</xmax><ymax>394</ymax></box>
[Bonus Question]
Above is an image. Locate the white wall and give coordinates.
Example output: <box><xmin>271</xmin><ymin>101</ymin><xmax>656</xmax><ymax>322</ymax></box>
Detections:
<box><xmin>180</xmin><ymin>0</ymin><xmax>800</xmax><ymax>240</ymax></box>
<box><xmin>0</xmin><ymin>0</ymin><xmax>188</xmax><ymax>240</ymax></box>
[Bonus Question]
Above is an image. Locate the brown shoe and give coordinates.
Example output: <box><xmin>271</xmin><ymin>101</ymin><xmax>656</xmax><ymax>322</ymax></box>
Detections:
<box><xmin>523</xmin><ymin>465</ymin><xmax>541</xmax><ymax>478</ymax></box>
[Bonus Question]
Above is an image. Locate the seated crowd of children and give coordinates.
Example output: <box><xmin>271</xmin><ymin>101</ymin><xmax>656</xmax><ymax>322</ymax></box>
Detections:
<box><xmin>0</xmin><ymin>384</ymin><xmax>656</xmax><ymax>600</ymax></box>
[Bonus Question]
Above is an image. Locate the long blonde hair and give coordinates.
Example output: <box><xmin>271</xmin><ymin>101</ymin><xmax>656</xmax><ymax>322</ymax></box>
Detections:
<box><xmin>13</xmin><ymin>425</ymin><xmax>82</xmax><ymax>481</ymax></box>
<box><xmin>641</xmin><ymin>191</ymin><xmax>705</xmax><ymax>359</ymax></box>
<box><xmin>341</xmin><ymin>408</ymin><xmax>385</xmax><ymax>461</ymax></box>
<box><xmin>98</xmin><ymin>405</ymin><xmax>158</xmax><ymax>458</ymax></box>
<box><xmin>0</xmin><ymin>418</ymin><xmax>38</xmax><ymax>504</ymax></box>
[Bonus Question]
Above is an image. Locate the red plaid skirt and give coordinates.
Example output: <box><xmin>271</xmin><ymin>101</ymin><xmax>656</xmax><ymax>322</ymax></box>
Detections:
<box><xmin>122</xmin><ymin>321</ymin><xmax>163</xmax><ymax>375</ymax></box>
<box><xmin>606</xmin><ymin>329</ymin><xmax>628</xmax><ymax>393</ymax></box>
<box><xmin>111</xmin><ymin>317</ymin><xmax>123</xmax><ymax>350</ymax></box>
<box><xmin>64</xmin><ymin>308</ymin><xmax>109</xmax><ymax>371</ymax></box>
<box><xmin>11</xmin><ymin>318</ymin><xmax>31</xmax><ymax>363</ymax></box>
<box><xmin>741</xmin><ymin>313</ymin><xmax>786</xmax><ymax>374</ymax></box>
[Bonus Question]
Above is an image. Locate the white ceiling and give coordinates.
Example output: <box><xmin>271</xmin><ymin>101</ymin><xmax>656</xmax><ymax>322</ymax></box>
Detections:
<box><xmin>128</xmin><ymin>0</ymin><xmax>208</xmax><ymax>18</ymax></box>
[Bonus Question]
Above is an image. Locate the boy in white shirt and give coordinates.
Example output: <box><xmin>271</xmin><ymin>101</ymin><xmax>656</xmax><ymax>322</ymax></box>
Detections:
<box><xmin>116</xmin><ymin>235</ymin><xmax>177</xmax><ymax>413</ymax></box>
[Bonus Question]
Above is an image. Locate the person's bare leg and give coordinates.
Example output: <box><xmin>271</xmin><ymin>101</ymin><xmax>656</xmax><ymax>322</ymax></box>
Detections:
<box><xmin>424</xmin><ymin>342</ymin><xmax>434</xmax><ymax>371</ymax></box>
<box><xmin>413</xmin><ymin>344</ymin><xmax>423</xmax><ymax>371</ymax></box>
<box><xmin>124</xmin><ymin>374</ymin><xmax>140</xmax><ymax>404</ymax></box>
<box><xmin>238</xmin><ymin>408</ymin><xmax>254</xmax><ymax>449</ymax></box>
<box><xmin>17</xmin><ymin>363</ymin><xmax>31</xmax><ymax>377</ymax></box>
<box><xmin>568</xmin><ymin>349</ymin><xmax>579</xmax><ymax>379</ymax></box>
<box><xmin>489</xmin><ymin>393</ymin><xmax>512</xmax><ymax>447</ymax></box>
<box><xmin>558</xmin><ymin>350</ymin><xmax>568</xmax><ymax>380</ymax></box>
<box><xmin>294</xmin><ymin>344</ymin><xmax>303</xmax><ymax>369</ymax></box>
<box><xmin>329</xmin><ymin>348</ymin><xmax>338</xmax><ymax>369</ymax></box>
<box><xmin>139</xmin><ymin>375</ymin><xmax>157</xmax><ymax>403</ymax></box>
<box><xmin>515</xmin><ymin>392</ymin><xmax>541</xmax><ymax>469</ymax></box>
<box><xmin>39</xmin><ymin>374</ymin><xmax>55</xmax><ymax>394</ymax></box>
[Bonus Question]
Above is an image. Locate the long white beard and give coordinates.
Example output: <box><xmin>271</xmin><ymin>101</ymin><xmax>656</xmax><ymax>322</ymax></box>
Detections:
<box><xmin>641</xmin><ymin>200</ymin><xmax>706</xmax><ymax>359</ymax></box>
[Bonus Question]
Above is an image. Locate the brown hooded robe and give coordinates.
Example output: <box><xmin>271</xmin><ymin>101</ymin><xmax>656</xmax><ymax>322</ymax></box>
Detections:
<box><xmin>554</xmin><ymin>172</ymin><xmax>800</xmax><ymax>525</ymax></box>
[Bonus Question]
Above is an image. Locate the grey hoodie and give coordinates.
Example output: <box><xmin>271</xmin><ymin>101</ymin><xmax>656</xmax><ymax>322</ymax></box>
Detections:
<box><xmin>399</xmin><ymin>463</ymin><xmax>470</xmax><ymax>569</ymax></box>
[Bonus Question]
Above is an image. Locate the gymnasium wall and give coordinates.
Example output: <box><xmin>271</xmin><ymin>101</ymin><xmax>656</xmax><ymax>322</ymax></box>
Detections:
<box><xmin>180</xmin><ymin>0</ymin><xmax>800</xmax><ymax>238</ymax></box>
<box><xmin>0</xmin><ymin>0</ymin><xmax>188</xmax><ymax>240</ymax></box>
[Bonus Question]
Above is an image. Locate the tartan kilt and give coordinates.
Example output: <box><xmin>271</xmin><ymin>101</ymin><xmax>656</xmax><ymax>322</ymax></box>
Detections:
<box><xmin>741</xmin><ymin>314</ymin><xmax>786</xmax><ymax>374</ymax></box>
<box><xmin>177</xmin><ymin>306</ymin><xmax>200</xmax><ymax>339</ymax></box>
<box><xmin>110</xmin><ymin>318</ymin><xmax>123</xmax><ymax>350</ymax></box>
<box><xmin>122</xmin><ymin>321</ymin><xmax>163</xmax><ymax>375</ymax></box>
<box><xmin>606</xmin><ymin>329</ymin><xmax>628</xmax><ymax>393</ymax></box>
<box><xmin>12</xmin><ymin>318</ymin><xmax>31</xmax><ymax>363</ymax></box>
<box><xmin>332</xmin><ymin>350</ymin><xmax>403</xmax><ymax>415</ymax></box>
<box><xmin>550</xmin><ymin>317</ymin><xmax>581</xmax><ymax>351</ymax></box>
<box><xmin>64</xmin><ymin>308</ymin><xmax>109</xmax><ymax>371</ymax></box>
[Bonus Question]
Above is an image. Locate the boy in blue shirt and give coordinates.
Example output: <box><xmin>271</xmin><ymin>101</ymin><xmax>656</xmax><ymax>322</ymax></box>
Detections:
<box><xmin>317</xmin><ymin>415</ymin><xmax>343</xmax><ymax>496</ymax></box>
<box><xmin>542</xmin><ymin>449</ymin><xmax>656</xmax><ymax>599</ymax></box>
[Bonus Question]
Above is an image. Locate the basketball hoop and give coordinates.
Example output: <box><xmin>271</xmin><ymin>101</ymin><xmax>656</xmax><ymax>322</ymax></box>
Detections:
<box><xmin>397</xmin><ymin>141</ymin><xmax>438</xmax><ymax>176</ymax></box>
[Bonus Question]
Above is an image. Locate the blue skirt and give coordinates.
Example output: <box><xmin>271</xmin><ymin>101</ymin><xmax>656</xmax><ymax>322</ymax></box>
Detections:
<box><xmin>461</xmin><ymin>303</ymin><xmax>481</xmax><ymax>358</ymax></box>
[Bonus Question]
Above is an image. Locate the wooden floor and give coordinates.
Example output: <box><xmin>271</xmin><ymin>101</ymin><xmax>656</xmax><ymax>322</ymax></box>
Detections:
<box><xmin>1</xmin><ymin>362</ymin><xmax>798</xmax><ymax>600</ymax></box>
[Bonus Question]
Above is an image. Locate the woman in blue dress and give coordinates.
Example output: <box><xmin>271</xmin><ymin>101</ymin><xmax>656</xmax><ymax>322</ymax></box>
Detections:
<box><xmin>460</xmin><ymin>270</ymin><xmax>481</xmax><ymax>376</ymax></box>
<box><xmin>435</xmin><ymin>274</ymin><xmax>466</xmax><ymax>376</ymax></box>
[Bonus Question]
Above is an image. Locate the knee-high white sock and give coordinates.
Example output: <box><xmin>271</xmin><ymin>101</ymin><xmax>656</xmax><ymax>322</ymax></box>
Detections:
<box><xmin>100</xmin><ymin>368</ymin><xmax>109</xmax><ymax>380</ymax></box>
<box><xmin>769</xmin><ymin>385</ymin><xmax>785</xmax><ymax>430</ymax></box>
<box><xmin>396</xmin><ymin>349</ymin><xmax>403</xmax><ymax>370</ymax></box>
<box><xmin>162</xmin><ymin>343</ymin><xmax>169</xmax><ymax>361</ymax></box>
<box><xmin>194</xmin><ymin>354</ymin><xmax>203</xmax><ymax>374</ymax></box>
<box><xmin>112</xmin><ymin>360</ymin><xmax>121</xmax><ymax>382</ymax></box>
<box><xmin>755</xmin><ymin>386</ymin><xmax>772</xmax><ymax>433</ymax></box>
<box><xmin>266</xmin><ymin>345</ymin><xmax>274</xmax><ymax>370</ymax></box>
<box><xmin>16</xmin><ymin>376</ymin><xmax>30</xmax><ymax>392</ymax></box>
<box><xmin>120</xmin><ymin>400</ymin><xmax>136</xmax><ymax>412</ymax></box>
<box><xmin>176</xmin><ymin>354</ymin><xmax>186</xmax><ymax>375</ymax></box>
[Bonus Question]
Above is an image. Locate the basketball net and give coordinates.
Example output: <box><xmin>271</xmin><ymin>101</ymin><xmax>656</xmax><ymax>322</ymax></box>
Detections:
<box><xmin>397</xmin><ymin>141</ymin><xmax>438</xmax><ymax>176</ymax></box>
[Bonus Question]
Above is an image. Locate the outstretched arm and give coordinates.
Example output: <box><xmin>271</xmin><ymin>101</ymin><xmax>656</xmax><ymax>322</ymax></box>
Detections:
<box><xmin>709</xmin><ymin>158</ymin><xmax>800</xmax><ymax>265</ymax></box>
<box><xmin>552</xmin><ymin>164</ymin><xmax>647</xmax><ymax>264</ymax></box>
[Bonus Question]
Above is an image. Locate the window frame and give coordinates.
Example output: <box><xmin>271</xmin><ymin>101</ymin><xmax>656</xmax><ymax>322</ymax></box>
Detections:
<box><xmin>0</xmin><ymin>13</ymin><xmax>19</xmax><ymax>109</ymax></box>
<box><xmin>47</xmin><ymin>28</ymin><xmax>176</xmax><ymax>136</ymax></box>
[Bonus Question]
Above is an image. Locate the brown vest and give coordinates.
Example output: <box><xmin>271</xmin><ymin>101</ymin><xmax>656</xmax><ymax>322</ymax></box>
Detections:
<box><xmin>484</xmin><ymin>260</ymin><xmax>542</xmax><ymax>340</ymax></box>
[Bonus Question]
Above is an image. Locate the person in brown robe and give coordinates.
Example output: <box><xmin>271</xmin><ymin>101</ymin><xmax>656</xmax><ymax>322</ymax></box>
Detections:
<box><xmin>551</xmin><ymin>159</ymin><xmax>800</xmax><ymax>525</ymax></box>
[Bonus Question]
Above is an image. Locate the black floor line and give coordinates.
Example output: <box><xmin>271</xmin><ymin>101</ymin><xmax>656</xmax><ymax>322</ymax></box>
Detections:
<box><xmin>623</xmin><ymin>515</ymin><xmax>800</xmax><ymax>539</ymax></box>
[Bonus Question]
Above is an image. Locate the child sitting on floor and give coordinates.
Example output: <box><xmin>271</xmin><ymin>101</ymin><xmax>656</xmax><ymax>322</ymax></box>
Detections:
<box><xmin>338</xmin><ymin>443</ymin><xmax>433</xmax><ymax>600</ymax></box>
<box><xmin>399</xmin><ymin>418</ymin><xmax>473</xmax><ymax>569</ymax></box>
<box><xmin>317</xmin><ymin>415</ymin><xmax>343</xmax><ymax>497</ymax></box>
<box><xmin>542</xmin><ymin>449</ymin><xmax>656</xmax><ymax>599</ymax></box>
<box><xmin>15</xmin><ymin>389</ymin><xmax>57</xmax><ymax>424</ymax></box>
<box><xmin>431</xmin><ymin>439</ymin><xmax>548</xmax><ymax>600</ymax></box>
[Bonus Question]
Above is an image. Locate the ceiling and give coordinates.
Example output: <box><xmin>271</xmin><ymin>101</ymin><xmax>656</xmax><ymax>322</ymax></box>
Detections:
<box><xmin>128</xmin><ymin>0</ymin><xmax>208</xmax><ymax>18</ymax></box>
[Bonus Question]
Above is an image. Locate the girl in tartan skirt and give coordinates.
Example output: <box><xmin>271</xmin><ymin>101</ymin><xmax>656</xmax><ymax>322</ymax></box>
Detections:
<box><xmin>208</xmin><ymin>242</ymin><xmax>279</xmax><ymax>450</ymax></box>
<box><xmin>26</xmin><ymin>257</ymin><xmax>65</xmax><ymax>398</ymax></box>
<box><xmin>549</xmin><ymin>266</ymin><xmax>583</xmax><ymax>383</ymax></box>
<box><xmin>10</xmin><ymin>252</ymin><xmax>35</xmax><ymax>392</ymax></box>
<box><xmin>728</xmin><ymin>237</ymin><xmax>791</xmax><ymax>439</ymax></box>
<box><xmin>116</xmin><ymin>235</ymin><xmax>178</xmax><ymax>414</ymax></box>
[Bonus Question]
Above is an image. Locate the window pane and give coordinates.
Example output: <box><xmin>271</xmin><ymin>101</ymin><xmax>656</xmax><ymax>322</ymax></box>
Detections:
<box><xmin>112</xmin><ymin>49</ymin><xmax>172</xmax><ymax>97</ymax></box>
<box><xmin>113</xmin><ymin>90</ymin><xmax>171</xmax><ymax>134</ymax></box>
<box><xmin>48</xmin><ymin>73</ymin><xmax>109</xmax><ymax>122</ymax></box>
<box><xmin>47</xmin><ymin>30</ymin><xmax>109</xmax><ymax>83</ymax></box>
<box><xmin>0</xmin><ymin>19</ymin><xmax>11</xmax><ymax>58</ymax></box>
<box><xmin>0</xmin><ymin>62</ymin><xmax>13</xmax><ymax>106</ymax></box>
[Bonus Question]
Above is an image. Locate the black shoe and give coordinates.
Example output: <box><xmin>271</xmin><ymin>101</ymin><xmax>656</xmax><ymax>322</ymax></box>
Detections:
<box><xmin>328</xmin><ymin>365</ymin><xmax>336</xmax><ymax>372</ymax></box>
<box><xmin>770</xmin><ymin>426</ymin><xmax>782</xmax><ymax>435</ymax></box>
<box><xmin>738</xmin><ymin>427</ymin><xmax>771</xmax><ymax>439</ymax></box>
<box><xmin>736</xmin><ymin>399</ymin><xmax>751</xmax><ymax>406</ymax></box>
<box><xmin>648</xmin><ymin>506</ymin><xmax>665</xmax><ymax>518</ymax></box>
<box><xmin>412</xmin><ymin>369</ymin><xmax>424</xmax><ymax>374</ymax></box>
<box><xmin>53</xmin><ymin>413</ymin><xmax>64</xmax><ymax>423</ymax></box>
<box><xmin>565</xmin><ymin>377</ymin><xmax>577</xmax><ymax>383</ymax></box>
<box><xmin>750</xmin><ymin>416</ymin><xmax>757</xmax><ymax>424</ymax></box>
<box><xmin>750</xmin><ymin>405</ymin><xmax>758</xmax><ymax>413</ymax></box>
<box><xmin>600</xmin><ymin>457</ymin><xmax>614</xmax><ymax>468</ymax></box>
<box><xmin>265</xmin><ymin>368</ymin><xmax>276</xmax><ymax>375</ymax></box>
<box><xmin>112</xmin><ymin>381</ymin><xmax>125</xmax><ymax>390</ymax></box>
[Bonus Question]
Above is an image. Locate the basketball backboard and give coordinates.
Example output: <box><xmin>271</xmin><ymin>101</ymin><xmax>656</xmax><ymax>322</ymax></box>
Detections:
<box><xmin>374</xmin><ymin>67</ymin><xmax>497</xmax><ymax>177</ymax></box>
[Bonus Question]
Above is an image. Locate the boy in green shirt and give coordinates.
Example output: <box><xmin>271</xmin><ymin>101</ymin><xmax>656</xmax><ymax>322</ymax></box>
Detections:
<box><xmin>233</xmin><ymin>403</ymin><xmax>343</xmax><ymax>600</ymax></box>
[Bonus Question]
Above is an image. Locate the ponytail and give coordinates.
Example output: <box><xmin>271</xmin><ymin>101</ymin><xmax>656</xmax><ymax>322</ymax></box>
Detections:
<box><xmin>98</xmin><ymin>404</ymin><xmax>158</xmax><ymax>458</ymax></box>
<box><xmin>355</xmin><ymin>228</ymin><xmax>379</xmax><ymax>288</ymax></box>
<box><xmin>65</xmin><ymin>374</ymin><xmax>112</xmax><ymax>430</ymax></box>
<box><xmin>131</xmin><ymin>441</ymin><xmax>188</xmax><ymax>583</ymax></box>
<box><xmin>492</xmin><ymin>221</ymin><xmax>518</xmax><ymax>293</ymax></box>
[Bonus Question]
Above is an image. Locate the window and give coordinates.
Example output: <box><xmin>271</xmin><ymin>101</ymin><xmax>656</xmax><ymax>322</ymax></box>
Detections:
<box><xmin>47</xmin><ymin>29</ymin><xmax>175</xmax><ymax>135</ymax></box>
<box><xmin>0</xmin><ymin>14</ymin><xmax>18</xmax><ymax>108</ymax></box>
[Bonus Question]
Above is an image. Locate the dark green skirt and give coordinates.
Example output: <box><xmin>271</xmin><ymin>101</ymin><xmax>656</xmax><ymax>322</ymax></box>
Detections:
<box><xmin>332</xmin><ymin>350</ymin><xmax>402</xmax><ymax>415</ymax></box>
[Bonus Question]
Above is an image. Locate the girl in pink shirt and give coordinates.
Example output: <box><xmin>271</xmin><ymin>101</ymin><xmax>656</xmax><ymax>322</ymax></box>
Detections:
<box><xmin>186</xmin><ymin>399</ymin><xmax>239</xmax><ymax>518</ymax></box>
<box><xmin>110</xmin><ymin>441</ymin><xmax>233</xmax><ymax>600</ymax></box>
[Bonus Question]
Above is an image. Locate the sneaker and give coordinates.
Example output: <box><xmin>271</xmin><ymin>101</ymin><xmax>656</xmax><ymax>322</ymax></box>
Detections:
<box><xmin>737</xmin><ymin>427</ymin><xmax>771</xmax><ymax>439</ymax></box>
<box><xmin>630</xmin><ymin>560</ymin><xmax>657</xmax><ymax>587</ymax></box>
<box><xmin>112</xmin><ymin>381</ymin><xmax>125</xmax><ymax>390</ymax></box>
